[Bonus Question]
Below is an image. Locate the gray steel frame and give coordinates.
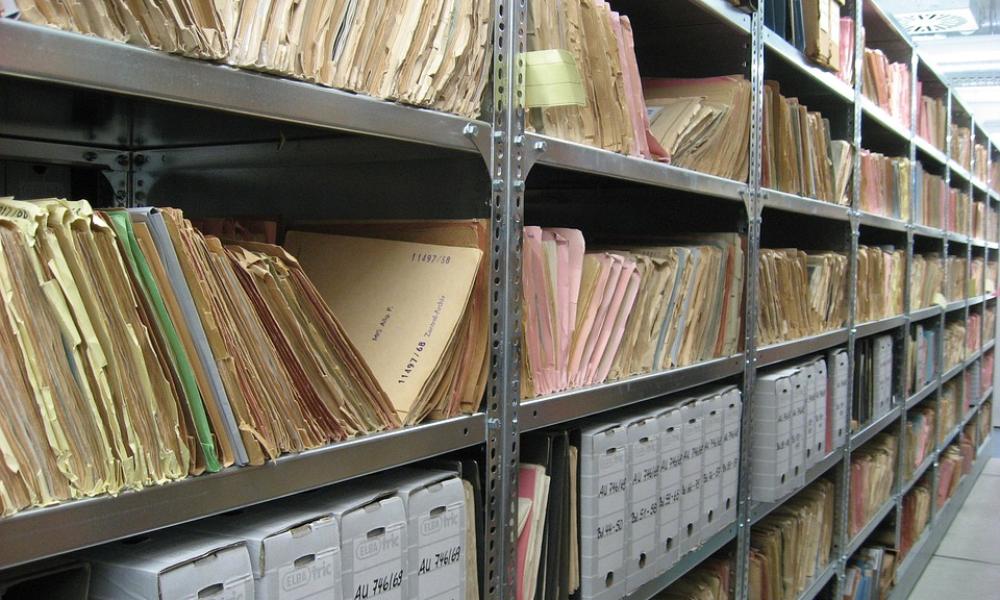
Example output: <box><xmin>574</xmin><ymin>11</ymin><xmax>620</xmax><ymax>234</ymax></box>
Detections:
<box><xmin>0</xmin><ymin>1</ymin><xmax>999</xmax><ymax>598</ymax></box>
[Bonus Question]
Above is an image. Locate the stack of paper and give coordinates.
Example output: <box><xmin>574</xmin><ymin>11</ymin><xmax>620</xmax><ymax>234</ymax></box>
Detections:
<box><xmin>763</xmin><ymin>81</ymin><xmax>851</xmax><ymax>205</ymax></box>
<box><xmin>284</xmin><ymin>227</ymin><xmax>486</xmax><ymax>425</ymax></box>
<box><xmin>839</xmin><ymin>17</ymin><xmax>855</xmax><ymax>84</ymax></box>
<box><xmin>989</xmin><ymin>261</ymin><xmax>999</xmax><ymax>292</ymax></box>
<box><xmin>975</xmin><ymin>143</ymin><xmax>989</xmax><ymax>181</ymax></box>
<box><xmin>856</xmin><ymin>246</ymin><xmax>904</xmax><ymax>323</ymax></box>
<box><xmin>980</xmin><ymin>400</ymin><xmax>992</xmax><ymax>440</ymax></box>
<box><xmin>973</xmin><ymin>202</ymin><xmax>987</xmax><ymax>240</ymax></box>
<box><xmin>947</xmin><ymin>188</ymin><xmax>972</xmax><ymax>235</ymax></box>
<box><xmin>937</xmin><ymin>443</ymin><xmax>966</xmax><ymax>506</ymax></box>
<box><xmin>11</xmin><ymin>0</ymin><xmax>491</xmax><ymax>118</ymax></box>
<box><xmin>520</xmin><ymin>227</ymin><xmax>744</xmax><ymax>398</ymax></box>
<box><xmin>906</xmin><ymin>324</ymin><xmax>937</xmax><ymax>395</ymax></box>
<box><xmin>951</xmin><ymin>125</ymin><xmax>973</xmax><ymax>172</ymax></box>
<box><xmin>526</xmin><ymin>0</ymin><xmax>667</xmax><ymax>161</ymax></box>
<box><xmin>644</xmin><ymin>76</ymin><xmax>753</xmax><ymax>181</ymax></box>
<box><xmin>851</xmin><ymin>334</ymin><xmax>894</xmax><ymax>431</ymax></box>
<box><xmin>987</xmin><ymin>307</ymin><xmax>996</xmax><ymax>344</ymax></box>
<box><xmin>945</xmin><ymin>256</ymin><xmax>967</xmax><ymax>302</ymax></box>
<box><xmin>913</xmin><ymin>166</ymin><xmax>948</xmax><ymax>228</ymax></box>
<box><xmin>939</xmin><ymin>380</ymin><xmax>962</xmax><ymax>445</ymax></box>
<box><xmin>803</xmin><ymin>0</ymin><xmax>842</xmax><ymax>71</ymax></box>
<box><xmin>757</xmin><ymin>249</ymin><xmax>848</xmax><ymax>346</ymax></box>
<box><xmin>848</xmin><ymin>433</ymin><xmax>897</xmax><ymax>537</ymax></box>
<box><xmin>968</xmin><ymin>313</ymin><xmax>983</xmax><ymax>353</ymax></box>
<box><xmin>990</xmin><ymin>204</ymin><xmax>1000</xmax><ymax>243</ymax></box>
<box><xmin>653</xmin><ymin>558</ymin><xmax>731</xmax><ymax>600</ymax></box>
<box><xmin>748</xmin><ymin>478</ymin><xmax>836</xmax><ymax>600</ymax></box>
<box><xmin>909</xmin><ymin>254</ymin><xmax>944</xmax><ymax>310</ymax></box>
<box><xmin>916</xmin><ymin>93</ymin><xmax>947</xmax><ymax>151</ymax></box>
<box><xmin>859</xmin><ymin>150</ymin><xmax>912</xmax><ymax>219</ymax></box>
<box><xmin>900</xmin><ymin>481</ymin><xmax>931</xmax><ymax>558</ymax></box>
<box><xmin>862</xmin><ymin>47</ymin><xmax>912</xmax><ymax>128</ymax></box>
<box><xmin>904</xmin><ymin>406</ymin><xmax>935</xmax><ymax>478</ymax></box>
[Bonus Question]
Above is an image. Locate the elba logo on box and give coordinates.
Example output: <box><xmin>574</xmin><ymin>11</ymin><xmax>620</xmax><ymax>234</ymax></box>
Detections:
<box><xmin>420</xmin><ymin>510</ymin><xmax>459</xmax><ymax>536</ymax></box>
<box><xmin>281</xmin><ymin>559</ymin><xmax>334</xmax><ymax>592</ymax></box>
<box><xmin>356</xmin><ymin>532</ymin><xmax>401</xmax><ymax>560</ymax></box>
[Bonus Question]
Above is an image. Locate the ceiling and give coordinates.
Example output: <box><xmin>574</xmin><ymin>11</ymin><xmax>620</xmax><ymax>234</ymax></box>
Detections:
<box><xmin>882</xmin><ymin>0</ymin><xmax>1000</xmax><ymax>140</ymax></box>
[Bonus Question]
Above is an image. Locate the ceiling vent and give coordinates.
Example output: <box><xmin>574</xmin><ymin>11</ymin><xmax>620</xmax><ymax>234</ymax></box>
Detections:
<box><xmin>895</xmin><ymin>8</ymin><xmax>980</xmax><ymax>33</ymax></box>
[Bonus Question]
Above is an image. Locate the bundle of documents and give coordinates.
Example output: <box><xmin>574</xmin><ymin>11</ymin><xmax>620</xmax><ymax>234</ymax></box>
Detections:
<box><xmin>980</xmin><ymin>400</ymin><xmax>992</xmax><ymax>441</ymax></box>
<box><xmin>862</xmin><ymin>48</ymin><xmax>912</xmax><ymax>128</ymax></box>
<box><xmin>904</xmin><ymin>406</ymin><xmax>934</xmax><ymax>478</ymax></box>
<box><xmin>945</xmin><ymin>256</ymin><xmax>967</xmax><ymax>302</ymax></box>
<box><xmin>852</xmin><ymin>335</ymin><xmax>893</xmax><ymax>431</ymax></box>
<box><xmin>946</xmin><ymin>188</ymin><xmax>971</xmax><ymax>235</ymax></box>
<box><xmin>521</xmin><ymin>386</ymin><xmax>743</xmax><ymax>600</ymax></box>
<box><xmin>644</xmin><ymin>76</ymin><xmax>752</xmax><ymax>181</ymax></box>
<box><xmin>965</xmin><ymin>361</ymin><xmax>981</xmax><ymax>410</ymax></box>
<box><xmin>909</xmin><ymin>254</ymin><xmax>944</xmax><ymax>311</ymax></box>
<box><xmin>848</xmin><ymin>433</ymin><xmax>897</xmax><ymax>537</ymax></box>
<box><xmin>859</xmin><ymin>151</ymin><xmax>912</xmax><ymax>219</ymax></box>
<box><xmin>986</xmin><ymin>307</ymin><xmax>996</xmax><ymax>343</ymax></box>
<box><xmin>839</xmin><ymin>17</ymin><xmax>855</xmax><ymax>84</ymax></box>
<box><xmin>990</xmin><ymin>204</ymin><xmax>999</xmax><ymax>243</ymax></box>
<box><xmin>752</xmin><ymin>356</ymin><xmax>840</xmax><ymax>502</ymax></box>
<box><xmin>284</xmin><ymin>223</ymin><xmax>488</xmax><ymax>425</ymax></box>
<box><xmin>526</xmin><ymin>1</ymin><xmax>667</xmax><ymax>161</ymax></box>
<box><xmin>993</xmin><ymin>162</ymin><xmax>1000</xmax><ymax>191</ymax></box>
<box><xmin>748</xmin><ymin>478</ymin><xmax>836</xmax><ymax>600</ymax></box>
<box><xmin>973</xmin><ymin>201</ymin><xmax>987</xmax><ymax>240</ymax></box>
<box><xmin>952</xmin><ymin>125</ymin><xmax>973</xmax><ymax>172</ymax></box>
<box><xmin>916</xmin><ymin>93</ymin><xmax>947</xmax><ymax>151</ymax></box>
<box><xmin>843</xmin><ymin>545</ymin><xmax>895</xmax><ymax>600</ymax></box>
<box><xmin>971</xmin><ymin>258</ymin><xmax>985</xmax><ymax>297</ymax></box>
<box><xmin>763</xmin><ymin>81</ymin><xmax>851</xmax><ymax>205</ymax></box>
<box><xmin>939</xmin><ymin>380</ymin><xmax>961</xmax><ymax>444</ymax></box>
<box><xmin>10</xmin><ymin>0</ymin><xmax>491</xmax><ymax>118</ymax></box>
<box><xmin>989</xmin><ymin>260</ymin><xmax>999</xmax><ymax>293</ymax></box>
<box><xmin>856</xmin><ymin>246</ymin><xmax>904</xmax><ymax>323</ymax></box>
<box><xmin>802</xmin><ymin>0</ymin><xmax>842</xmax><ymax>71</ymax></box>
<box><xmin>900</xmin><ymin>481</ymin><xmax>931</xmax><ymax>558</ymax></box>
<box><xmin>652</xmin><ymin>558</ymin><xmax>732</xmax><ymax>600</ymax></box>
<box><xmin>757</xmin><ymin>249</ymin><xmax>848</xmax><ymax>346</ymax></box>
<box><xmin>937</xmin><ymin>443</ymin><xmax>966</xmax><ymax>506</ymax></box>
<box><xmin>906</xmin><ymin>324</ymin><xmax>937</xmax><ymax>395</ymax></box>
<box><xmin>975</xmin><ymin>143</ymin><xmax>988</xmax><ymax>181</ymax></box>
<box><xmin>913</xmin><ymin>166</ymin><xmax>947</xmax><ymax>228</ymax></box>
<box><xmin>520</xmin><ymin>227</ymin><xmax>744</xmax><ymax>398</ymax></box>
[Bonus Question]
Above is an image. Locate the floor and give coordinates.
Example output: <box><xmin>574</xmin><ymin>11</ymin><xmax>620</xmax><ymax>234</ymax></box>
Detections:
<box><xmin>908</xmin><ymin>431</ymin><xmax>1000</xmax><ymax>599</ymax></box>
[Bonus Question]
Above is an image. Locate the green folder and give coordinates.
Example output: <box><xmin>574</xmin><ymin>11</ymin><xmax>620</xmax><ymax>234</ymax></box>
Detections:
<box><xmin>104</xmin><ymin>210</ymin><xmax>221</xmax><ymax>473</ymax></box>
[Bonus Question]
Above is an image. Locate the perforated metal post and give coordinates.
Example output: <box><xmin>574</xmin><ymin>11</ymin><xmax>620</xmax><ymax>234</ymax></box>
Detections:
<box><xmin>484</xmin><ymin>0</ymin><xmax>526</xmax><ymax>597</ymax></box>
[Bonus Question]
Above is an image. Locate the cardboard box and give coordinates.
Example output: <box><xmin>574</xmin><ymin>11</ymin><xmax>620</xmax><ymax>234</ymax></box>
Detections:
<box><xmin>86</xmin><ymin>530</ymin><xmax>254</xmax><ymax>600</ymax></box>
<box><xmin>186</xmin><ymin>503</ymin><xmax>340</xmax><ymax>600</ymax></box>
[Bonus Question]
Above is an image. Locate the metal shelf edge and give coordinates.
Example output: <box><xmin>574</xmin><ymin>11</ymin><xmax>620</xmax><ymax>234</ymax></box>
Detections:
<box><xmin>0</xmin><ymin>20</ymin><xmax>485</xmax><ymax>154</ymax></box>
<box><xmin>907</xmin><ymin>382</ymin><xmax>938</xmax><ymax>410</ymax></box>
<box><xmin>942</xmin><ymin>363</ymin><xmax>963</xmax><ymax>383</ymax></box>
<box><xmin>761</xmin><ymin>188</ymin><xmax>851</xmax><ymax>221</ymax></box>
<box><xmin>757</xmin><ymin>329</ymin><xmax>849</xmax><ymax>368</ymax></box>
<box><xmin>914</xmin><ymin>137</ymin><xmax>948</xmax><ymax>165</ymax></box>
<box><xmin>901</xmin><ymin>453</ymin><xmax>935</xmax><ymax>496</ymax></box>
<box><xmin>527</xmin><ymin>133</ymin><xmax>748</xmax><ymax>201</ymax></box>
<box><xmin>761</xmin><ymin>28</ymin><xmax>854</xmax><ymax>103</ymax></box>
<box><xmin>845</xmin><ymin>496</ymin><xmax>896</xmax><ymax>557</ymax></box>
<box><xmin>0</xmin><ymin>413</ymin><xmax>486</xmax><ymax>569</ymax></box>
<box><xmin>912</xmin><ymin>224</ymin><xmax>945</xmax><ymax>239</ymax></box>
<box><xmin>908</xmin><ymin>305</ymin><xmax>942</xmax><ymax>321</ymax></box>
<box><xmin>860</xmin><ymin>96</ymin><xmax>912</xmax><ymax>143</ymax></box>
<box><xmin>857</xmin><ymin>212</ymin><xmax>908</xmax><ymax>232</ymax></box>
<box><xmin>795</xmin><ymin>559</ymin><xmax>839</xmax><ymax>600</ymax></box>
<box><xmin>749</xmin><ymin>449</ymin><xmax>843</xmax><ymax>525</ymax></box>
<box><xmin>520</xmin><ymin>355</ymin><xmax>745</xmax><ymax>432</ymax></box>
<box><xmin>851</xmin><ymin>405</ymin><xmax>902</xmax><ymax>448</ymax></box>
<box><xmin>627</xmin><ymin>522</ymin><xmax>737</xmax><ymax>600</ymax></box>
<box><xmin>856</xmin><ymin>315</ymin><xmax>907</xmax><ymax>338</ymax></box>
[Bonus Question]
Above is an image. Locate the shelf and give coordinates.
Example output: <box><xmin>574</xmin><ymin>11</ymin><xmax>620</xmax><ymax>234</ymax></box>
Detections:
<box><xmin>901</xmin><ymin>452</ymin><xmax>935</xmax><ymax>496</ymax></box>
<box><xmin>981</xmin><ymin>387</ymin><xmax>994</xmax><ymax>405</ymax></box>
<box><xmin>860</xmin><ymin>96</ymin><xmax>912</xmax><ymax>144</ymax></box>
<box><xmin>761</xmin><ymin>27</ymin><xmax>854</xmax><ymax>103</ymax></box>
<box><xmin>888</xmin><ymin>447</ymin><xmax>989</xmax><ymax>600</ymax></box>
<box><xmin>858</xmin><ymin>211</ymin><xmax>908</xmax><ymax>233</ymax></box>
<box><xmin>520</xmin><ymin>354</ymin><xmax>745</xmax><ymax>432</ymax></box>
<box><xmin>938</xmin><ymin>408</ymin><xmax>975</xmax><ymax>451</ymax></box>
<box><xmin>627</xmin><ymin>522</ymin><xmax>737</xmax><ymax>600</ymax></box>
<box><xmin>856</xmin><ymin>315</ymin><xmax>907</xmax><ymax>338</ymax></box>
<box><xmin>757</xmin><ymin>329</ymin><xmax>849</xmax><ymax>368</ymax></box>
<box><xmin>907</xmin><ymin>381</ymin><xmax>938</xmax><ymax>410</ymax></box>
<box><xmin>971</xmin><ymin>238</ymin><xmax>988</xmax><ymax>249</ymax></box>
<box><xmin>945</xmin><ymin>299</ymin><xmax>966</xmax><ymax>313</ymax></box>
<box><xmin>749</xmin><ymin>449</ymin><xmax>842</xmax><ymax>525</ymax></box>
<box><xmin>761</xmin><ymin>188</ymin><xmax>850</xmax><ymax>221</ymax></box>
<box><xmin>912</xmin><ymin>224</ymin><xmax>945</xmax><ymax>239</ymax></box>
<box><xmin>914</xmin><ymin>136</ymin><xmax>948</xmax><ymax>166</ymax></box>
<box><xmin>985</xmin><ymin>339</ymin><xmax>995</xmax><ymax>353</ymax></box>
<box><xmin>945</xmin><ymin>232</ymin><xmax>970</xmax><ymax>245</ymax></box>
<box><xmin>950</xmin><ymin>162</ymin><xmax>973</xmax><ymax>185</ymax></box>
<box><xmin>973</xmin><ymin>178</ymin><xmax>988</xmax><ymax>195</ymax></box>
<box><xmin>846</xmin><ymin>495</ymin><xmax>896</xmax><ymax>557</ymax></box>
<box><xmin>0</xmin><ymin>413</ymin><xmax>485</xmax><ymax>569</ymax></box>
<box><xmin>687</xmin><ymin>0</ymin><xmax>753</xmax><ymax>35</ymax></box>
<box><xmin>795</xmin><ymin>559</ymin><xmax>839</xmax><ymax>600</ymax></box>
<box><xmin>0</xmin><ymin>20</ymin><xmax>488</xmax><ymax>155</ymax></box>
<box><xmin>909</xmin><ymin>305</ymin><xmax>942</xmax><ymax>321</ymax></box>
<box><xmin>527</xmin><ymin>133</ymin><xmax>748</xmax><ymax>201</ymax></box>
<box><xmin>851</xmin><ymin>405</ymin><xmax>902</xmax><ymax>448</ymax></box>
<box><xmin>964</xmin><ymin>349</ymin><xmax>982</xmax><ymax>368</ymax></box>
<box><xmin>967</xmin><ymin>294</ymin><xmax>989</xmax><ymax>307</ymax></box>
<box><xmin>942</xmin><ymin>363</ymin><xmax>963</xmax><ymax>384</ymax></box>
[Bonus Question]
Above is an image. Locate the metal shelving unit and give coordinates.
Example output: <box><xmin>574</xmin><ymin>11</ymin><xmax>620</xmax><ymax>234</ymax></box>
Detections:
<box><xmin>0</xmin><ymin>0</ymin><xmax>998</xmax><ymax>598</ymax></box>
